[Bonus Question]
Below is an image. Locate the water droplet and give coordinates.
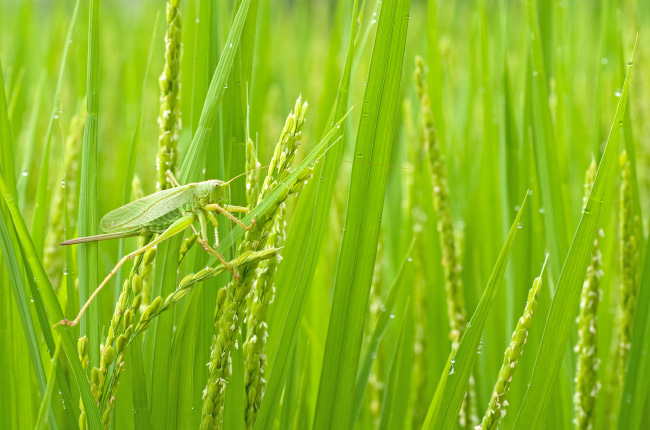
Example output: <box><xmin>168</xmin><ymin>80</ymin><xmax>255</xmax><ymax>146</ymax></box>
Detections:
<box><xmin>30</xmin><ymin>298</ymin><xmax>34</xmax><ymax>303</ymax></box>
<box><xmin>527</xmin><ymin>189</ymin><xmax>533</xmax><ymax>195</ymax></box>
<box><xmin>229</xmin><ymin>43</ymin><xmax>233</xmax><ymax>48</ymax></box>
<box><xmin>449</xmin><ymin>360</ymin><xmax>455</xmax><ymax>375</ymax></box>
<box><xmin>389</xmin><ymin>314</ymin><xmax>395</xmax><ymax>319</ymax></box>
<box><xmin>627</xmin><ymin>60</ymin><xmax>633</xmax><ymax>66</ymax></box>
<box><xmin>54</xmin><ymin>114</ymin><xmax>59</xmax><ymax>119</ymax></box>
<box><xmin>21</xmin><ymin>170</ymin><xmax>28</xmax><ymax>177</ymax></box>
<box><xmin>478</xmin><ymin>342</ymin><xmax>483</xmax><ymax>354</ymax></box>
<box><xmin>518</xmin><ymin>223</ymin><xmax>523</xmax><ymax>229</ymax></box>
<box><xmin>61</xmin><ymin>180</ymin><xmax>66</xmax><ymax>188</ymax></box>
<box><xmin>601</xmin><ymin>58</ymin><xmax>609</xmax><ymax>65</ymax></box>
<box><xmin>615</xmin><ymin>90</ymin><xmax>622</xmax><ymax>97</ymax></box>
<box><xmin>532</xmin><ymin>71</ymin><xmax>538</xmax><ymax>77</ymax></box>
<box><xmin>466</xmin><ymin>322</ymin><xmax>472</xmax><ymax>329</ymax></box>
<box><xmin>539</xmin><ymin>208</ymin><xmax>545</xmax><ymax>214</ymax></box>
<box><xmin>514</xmin><ymin>205</ymin><xmax>521</xmax><ymax>211</ymax></box>
<box><xmin>407</xmin><ymin>257</ymin><xmax>412</xmax><ymax>262</ymax></box>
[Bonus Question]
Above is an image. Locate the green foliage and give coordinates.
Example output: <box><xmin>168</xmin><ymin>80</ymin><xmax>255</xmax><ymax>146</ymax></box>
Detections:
<box><xmin>0</xmin><ymin>1</ymin><xmax>647</xmax><ymax>429</ymax></box>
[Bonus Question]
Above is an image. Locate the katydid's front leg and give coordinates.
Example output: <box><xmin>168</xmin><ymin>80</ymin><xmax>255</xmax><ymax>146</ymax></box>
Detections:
<box><xmin>195</xmin><ymin>210</ymin><xmax>235</xmax><ymax>277</ymax></box>
<box><xmin>205</xmin><ymin>211</ymin><xmax>220</xmax><ymax>247</ymax></box>
<box><xmin>204</xmin><ymin>203</ymin><xmax>255</xmax><ymax>231</ymax></box>
<box><xmin>56</xmin><ymin>212</ymin><xmax>196</xmax><ymax>327</ymax></box>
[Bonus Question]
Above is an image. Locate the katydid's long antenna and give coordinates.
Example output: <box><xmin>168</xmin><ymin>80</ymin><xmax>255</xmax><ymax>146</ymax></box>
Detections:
<box><xmin>224</xmin><ymin>164</ymin><xmax>270</xmax><ymax>185</ymax></box>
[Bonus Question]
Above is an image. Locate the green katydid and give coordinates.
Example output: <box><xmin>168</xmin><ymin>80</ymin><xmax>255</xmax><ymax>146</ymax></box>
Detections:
<box><xmin>57</xmin><ymin>170</ymin><xmax>254</xmax><ymax>327</ymax></box>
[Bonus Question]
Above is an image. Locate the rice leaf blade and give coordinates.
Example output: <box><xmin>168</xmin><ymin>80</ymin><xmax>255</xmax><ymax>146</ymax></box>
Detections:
<box><xmin>425</xmin><ymin>194</ymin><xmax>527</xmax><ymax>428</ymax></box>
<box><xmin>377</xmin><ymin>300</ymin><xmax>412</xmax><ymax>430</ymax></box>
<box><xmin>351</xmin><ymin>239</ymin><xmax>414</xmax><ymax>423</ymax></box>
<box><xmin>77</xmin><ymin>0</ymin><xmax>101</xmax><ymax>366</ymax></box>
<box><xmin>223</xmin><ymin>333</ymin><xmax>246</xmax><ymax>430</ymax></box>
<box><xmin>254</xmin><ymin>1</ymin><xmax>359</xmax><ymax>425</ymax></box>
<box><xmin>313</xmin><ymin>0</ymin><xmax>411</xmax><ymax>427</ymax></box>
<box><xmin>0</xmin><ymin>172</ymin><xmax>102</xmax><ymax>429</ymax></box>
<box><xmin>129</xmin><ymin>336</ymin><xmax>153</xmax><ymax>430</ymax></box>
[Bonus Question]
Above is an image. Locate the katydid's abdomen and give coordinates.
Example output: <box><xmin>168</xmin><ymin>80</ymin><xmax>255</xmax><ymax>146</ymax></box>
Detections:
<box><xmin>61</xmin><ymin>208</ymin><xmax>183</xmax><ymax>245</ymax></box>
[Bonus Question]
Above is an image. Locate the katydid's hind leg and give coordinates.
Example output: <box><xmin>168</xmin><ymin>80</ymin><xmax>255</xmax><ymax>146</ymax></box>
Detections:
<box><xmin>195</xmin><ymin>239</ymin><xmax>236</xmax><ymax>278</ymax></box>
<box><xmin>165</xmin><ymin>170</ymin><xmax>182</xmax><ymax>188</ymax></box>
<box><xmin>205</xmin><ymin>204</ymin><xmax>255</xmax><ymax>231</ymax></box>
<box><xmin>197</xmin><ymin>210</ymin><xmax>210</xmax><ymax>242</ymax></box>
<box><xmin>56</xmin><ymin>213</ymin><xmax>196</xmax><ymax>327</ymax></box>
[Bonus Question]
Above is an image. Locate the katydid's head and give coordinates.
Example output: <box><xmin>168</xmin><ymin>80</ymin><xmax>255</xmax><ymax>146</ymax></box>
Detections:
<box><xmin>209</xmin><ymin>180</ymin><xmax>227</xmax><ymax>203</ymax></box>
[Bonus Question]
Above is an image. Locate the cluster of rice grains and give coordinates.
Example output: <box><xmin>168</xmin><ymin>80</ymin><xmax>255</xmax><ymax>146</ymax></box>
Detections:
<box><xmin>478</xmin><ymin>263</ymin><xmax>547</xmax><ymax>430</ymax></box>
<box><xmin>415</xmin><ymin>56</ymin><xmax>477</xmax><ymax>428</ymax></box>
<box><xmin>201</xmin><ymin>98</ymin><xmax>310</xmax><ymax>430</ymax></box>
<box><xmin>413</xmin><ymin>55</ymin><xmax>641</xmax><ymax>430</ymax></box>
<box><xmin>573</xmin><ymin>161</ymin><xmax>602</xmax><ymax>429</ymax></box>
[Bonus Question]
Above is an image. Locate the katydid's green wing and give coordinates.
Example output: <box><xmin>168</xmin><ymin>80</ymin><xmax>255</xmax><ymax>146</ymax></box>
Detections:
<box><xmin>100</xmin><ymin>184</ymin><xmax>198</xmax><ymax>232</ymax></box>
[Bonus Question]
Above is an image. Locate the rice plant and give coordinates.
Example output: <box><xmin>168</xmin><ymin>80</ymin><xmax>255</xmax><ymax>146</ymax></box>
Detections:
<box><xmin>0</xmin><ymin>1</ymin><xmax>648</xmax><ymax>429</ymax></box>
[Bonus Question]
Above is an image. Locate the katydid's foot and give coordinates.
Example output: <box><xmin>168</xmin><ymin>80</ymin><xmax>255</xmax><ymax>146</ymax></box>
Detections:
<box><xmin>55</xmin><ymin>319</ymin><xmax>76</xmax><ymax>327</ymax></box>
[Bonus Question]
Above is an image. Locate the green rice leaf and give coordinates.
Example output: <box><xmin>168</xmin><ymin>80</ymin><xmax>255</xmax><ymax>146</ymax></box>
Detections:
<box><xmin>312</xmin><ymin>0</ymin><xmax>411</xmax><ymax>427</ymax></box>
<box><xmin>223</xmin><ymin>333</ymin><xmax>246</xmax><ymax>430</ymax></box>
<box><xmin>34</xmin><ymin>343</ymin><xmax>61</xmax><ymax>430</ymax></box>
<box><xmin>129</xmin><ymin>336</ymin><xmax>153</xmax><ymax>430</ymax></box>
<box><xmin>178</xmin><ymin>0</ymin><xmax>252</xmax><ymax>184</ymax></box>
<box><xmin>0</xmin><ymin>58</ymin><xmax>61</xmax><ymax>430</ymax></box>
<box><xmin>15</xmin><ymin>73</ymin><xmax>44</xmax><ymax>209</ymax></box>
<box><xmin>30</xmin><ymin>0</ymin><xmax>82</xmax><ymax>259</ymax></box>
<box><xmin>254</xmin><ymin>0</ymin><xmax>359</xmax><ymax>424</ymax></box>
<box><xmin>166</xmin><ymin>287</ymin><xmax>200</xmax><ymax>429</ymax></box>
<box><xmin>377</xmin><ymin>300</ymin><xmax>412</xmax><ymax>430</ymax></box>
<box><xmin>513</xmin><ymin>39</ymin><xmax>637</xmax><ymax>430</ymax></box>
<box><xmin>351</xmin><ymin>239</ymin><xmax>414</xmax><ymax>423</ymax></box>
<box><xmin>77</xmin><ymin>0</ymin><xmax>101</xmax><ymax>365</ymax></box>
<box><xmin>421</xmin><ymin>351</ymin><xmax>454</xmax><ymax>429</ymax></box>
<box><xmin>0</xmin><ymin>172</ymin><xmax>101</xmax><ymax>429</ymax></box>
<box><xmin>527</xmin><ymin>0</ymin><xmax>572</xmax><ymax>278</ymax></box>
<box><xmin>0</xmin><ymin>59</ymin><xmax>16</xmax><ymax>192</ymax></box>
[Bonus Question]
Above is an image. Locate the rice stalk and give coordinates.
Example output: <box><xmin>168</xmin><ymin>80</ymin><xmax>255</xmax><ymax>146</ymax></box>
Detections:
<box><xmin>478</xmin><ymin>257</ymin><xmax>548</xmax><ymax>430</ymax></box>
<box><xmin>415</xmin><ymin>55</ymin><xmax>474</xmax><ymax>427</ymax></box>
<box><xmin>201</xmin><ymin>97</ymin><xmax>309</xmax><ymax>430</ymax></box>
<box><xmin>573</xmin><ymin>161</ymin><xmax>602</xmax><ymax>430</ymax></box>
<box><xmin>241</xmin><ymin>201</ymin><xmax>285</xmax><ymax>427</ymax></box>
<box><xmin>156</xmin><ymin>0</ymin><xmax>182</xmax><ymax>191</ymax></box>
<box><xmin>618</xmin><ymin>151</ymin><xmax>638</xmax><ymax>383</ymax></box>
